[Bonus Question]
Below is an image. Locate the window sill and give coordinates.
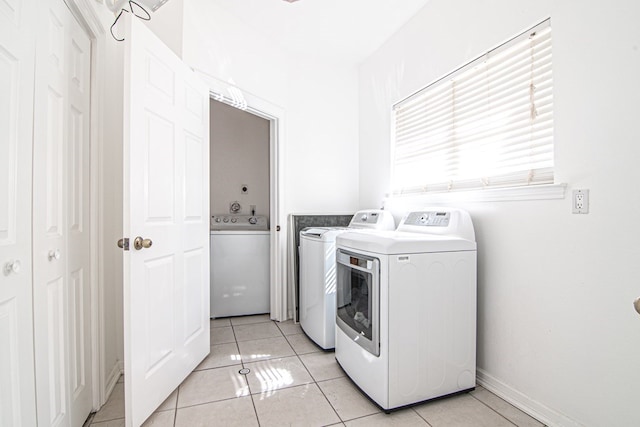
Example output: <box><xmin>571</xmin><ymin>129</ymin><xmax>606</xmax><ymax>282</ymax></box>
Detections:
<box><xmin>386</xmin><ymin>183</ymin><xmax>567</xmax><ymax>204</ymax></box>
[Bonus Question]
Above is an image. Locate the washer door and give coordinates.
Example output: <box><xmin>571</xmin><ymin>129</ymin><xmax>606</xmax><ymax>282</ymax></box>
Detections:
<box><xmin>336</xmin><ymin>249</ymin><xmax>380</xmax><ymax>356</ymax></box>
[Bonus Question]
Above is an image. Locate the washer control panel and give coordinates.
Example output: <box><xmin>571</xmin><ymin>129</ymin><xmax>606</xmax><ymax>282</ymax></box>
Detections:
<box><xmin>348</xmin><ymin>210</ymin><xmax>396</xmax><ymax>230</ymax></box>
<box><xmin>211</xmin><ymin>215</ymin><xmax>268</xmax><ymax>231</ymax></box>
<box><xmin>404</xmin><ymin>211</ymin><xmax>451</xmax><ymax>227</ymax></box>
<box><xmin>353</xmin><ymin>212</ymin><xmax>380</xmax><ymax>224</ymax></box>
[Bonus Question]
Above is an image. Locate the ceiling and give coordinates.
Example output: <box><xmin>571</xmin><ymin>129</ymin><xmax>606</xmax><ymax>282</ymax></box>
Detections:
<box><xmin>208</xmin><ymin>0</ymin><xmax>431</xmax><ymax>64</ymax></box>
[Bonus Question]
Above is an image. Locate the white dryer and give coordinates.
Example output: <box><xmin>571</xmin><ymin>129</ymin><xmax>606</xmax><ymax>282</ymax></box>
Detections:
<box><xmin>299</xmin><ymin>210</ymin><xmax>395</xmax><ymax>349</ymax></box>
<box><xmin>335</xmin><ymin>208</ymin><xmax>477</xmax><ymax>410</ymax></box>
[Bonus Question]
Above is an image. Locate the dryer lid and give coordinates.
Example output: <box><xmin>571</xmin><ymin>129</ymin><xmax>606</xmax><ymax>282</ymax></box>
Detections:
<box><xmin>300</xmin><ymin>227</ymin><xmax>348</xmax><ymax>239</ymax></box>
<box><xmin>336</xmin><ymin>230</ymin><xmax>476</xmax><ymax>254</ymax></box>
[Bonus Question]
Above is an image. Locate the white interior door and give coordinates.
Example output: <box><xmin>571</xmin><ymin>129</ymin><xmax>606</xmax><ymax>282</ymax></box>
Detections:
<box><xmin>32</xmin><ymin>0</ymin><xmax>93</xmax><ymax>425</ymax></box>
<box><xmin>122</xmin><ymin>15</ymin><xmax>210</xmax><ymax>426</ymax></box>
<box><xmin>0</xmin><ymin>0</ymin><xmax>37</xmax><ymax>425</ymax></box>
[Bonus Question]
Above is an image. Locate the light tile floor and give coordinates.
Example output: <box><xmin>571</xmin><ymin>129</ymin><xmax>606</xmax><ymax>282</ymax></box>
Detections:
<box><xmin>85</xmin><ymin>314</ymin><xmax>546</xmax><ymax>427</ymax></box>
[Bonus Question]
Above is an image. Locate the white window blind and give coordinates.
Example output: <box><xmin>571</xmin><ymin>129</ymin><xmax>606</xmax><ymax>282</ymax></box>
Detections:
<box><xmin>392</xmin><ymin>20</ymin><xmax>553</xmax><ymax>195</ymax></box>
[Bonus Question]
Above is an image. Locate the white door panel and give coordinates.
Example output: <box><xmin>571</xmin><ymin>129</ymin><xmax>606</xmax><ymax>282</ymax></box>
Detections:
<box><xmin>32</xmin><ymin>0</ymin><xmax>92</xmax><ymax>425</ymax></box>
<box><xmin>123</xmin><ymin>15</ymin><xmax>210</xmax><ymax>426</ymax></box>
<box><xmin>0</xmin><ymin>0</ymin><xmax>37</xmax><ymax>425</ymax></box>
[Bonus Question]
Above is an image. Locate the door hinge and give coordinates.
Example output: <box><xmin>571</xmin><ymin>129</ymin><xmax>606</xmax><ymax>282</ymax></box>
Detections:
<box><xmin>117</xmin><ymin>238</ymin><xmax>130</xmax><ymax>251</ymax></box>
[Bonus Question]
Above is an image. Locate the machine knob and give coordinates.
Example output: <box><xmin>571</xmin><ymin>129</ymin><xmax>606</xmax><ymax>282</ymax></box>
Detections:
<box><xmin>634</xmin><ymin>296</ymin><xmax>640</xmax><ymax>316</ymax></box>
<box><xmin>215</xmin><ymin>217</ymin><xmax>221</xmax><ymax>223</ymax></box>
<box><xmin>48</xmin><ymin>249</ymin><xmax>61</xmax><ymax>261</ymax></box>
<box><xmin>231</xmin><ymin>218</ymin><xmax>237</xmax><ymax>223</ymax></box>
<box><xmin>361</xmin><ymin>214</ymin><xmax>368</xmax><ymax>222</ymax></box>
<box><xmin>223</xmin><ymin>217</ymin><xmax>229</xmax><ymax>223</ymax></box>
<box><xmin>249</xmin><ymin>217</ymin><xmax>258</xmax><ymax>225</ymax></box>
<box><xmin>4</xmin><ymin>260</ymin><xmax>21</xmax><ymax>275</ymax></box>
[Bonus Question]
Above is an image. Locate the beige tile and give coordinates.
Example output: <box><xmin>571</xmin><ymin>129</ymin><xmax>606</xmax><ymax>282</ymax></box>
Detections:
<box><xmin>286</xmin><ymin>333</ymin><xmax>323</xmax><ymax>355</ymax></box>
<box><xmin>142</xmin><ymin>410</ymin><xmax>175</xmax><ymax>427</ymax></box>
<box><xmin>318</xmin><ymin>377</ymin><xmax>380</xmax><ymax>421</ymax></box>
<box><xmin>234</xmin><ymin>321</ymin><xmax>282</xmax><ymax>342</ymax></box>
<box><xmin>230</xmin><ymin>314</ymin><xmax>271</xmax><ymax>326</ymax></box>
<box><xmin>299</xmin><ymin>352</ymin><xmax>345</xmax><ymax>382</ymax></box>
<box><xmin>156</xmin><ymin>388</ymin><xmax>178</xmax><ymax>411</ymax></box>
<box><xmin>210</xmin><ymin>326</ymin><xmax>236</xmax><ymax>344</ymax></box>
<box><xmin>211</xmin><ymin>318</ymin><xmax>231</xmax><ymax>328</ymax></box>
<box><xmin>244</xmin><ymin>356</ymin><xmax>314</xmax><ymax>395</ymax></box>
<box><xmin>276</xmin><ymin>320</ymin><xmax>303</xmax><ymax>336</ymax></box>
<box><xmin>471</xmin><ymin>387</ymin><xmax>544</xmax><ymax>427</ymax></box>
<box><xmin>253</xmin><ymin>383</ymin><xmax>341</xmax><ymax>427</ymax></box>
<box><xmin>91</xmin><ymin>419</ymin><xmax>125</xmax><ymax>427</ymax></box>
<box><xmin>238</xmin><ymin>336</ymin><xmax>295</xmax><ymax>362</ymax></box>
<box><xmin>92</xmin><ymin>383</ymin><xmax>125</xmax><ymax>423</ymax></box>
<box><xmin>344</xmin><ymin>409</ymin><xmax>428</xmax><ymax>426</ymax></box>
<box><xmin>175</xmin><ymin>396</ymin><xmax>258</xmax><ymax>427</ymax></box>
<box><xmin>195</xmin><ymin>343</ymin><xmax>242</xmax><ymax>370</ymax></box>
<box><xmin>413</xmin><ymin>393</ymin><xmax>513</xmax><ymax>427</ymax></box>
<box><xmin>177</xmin><ymin>366</ymin><xmax>249</xmax><ymax>408</ymax></box>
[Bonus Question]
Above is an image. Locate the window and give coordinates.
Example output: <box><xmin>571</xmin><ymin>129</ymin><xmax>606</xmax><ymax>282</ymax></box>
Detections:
<box><xmin>391</xmin><ymin>20</ymin><xmax>553</xmax><ymax>195</ymax></box>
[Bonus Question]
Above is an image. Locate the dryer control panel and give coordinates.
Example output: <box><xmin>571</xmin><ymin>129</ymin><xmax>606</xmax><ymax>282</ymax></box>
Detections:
<box><xmin>405</xmin><ymin>211</ymin><xmax>451</xmax><ymax>227</ymax></box>
<box><xmin>397</xmin><ymin>208</ymin><xmax>475</xmax><ymax>242</ymax></box>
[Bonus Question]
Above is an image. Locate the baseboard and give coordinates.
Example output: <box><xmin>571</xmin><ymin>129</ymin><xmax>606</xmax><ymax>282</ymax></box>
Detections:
<box><xmin>476</xmin><ymin>368</ymin><xmax>584</xmax><ymax>427</ymax></box>
<box><xmin>103</xmin><ymin>360</ymin><xmax>124</xmax><ymax>405</ymax></box>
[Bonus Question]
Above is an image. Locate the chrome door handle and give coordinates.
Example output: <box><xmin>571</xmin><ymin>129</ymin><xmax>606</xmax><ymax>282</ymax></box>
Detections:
<box><xmin>4</xmin><ymin>260</ymin><xmax>21</xmax><ymax>275</ymax></box>
<box><xmin>634</xmin><ymin>297</ymin><xmax>640</xmax><ymax>316</ymax></box>
<box><xmin>133</xmin><ymin>236</ymin><xmax>153</xmax><ymax>250</ymax></box>
<box><xmin>48</xmin><ymin>249</ymin><xmax>61</xmax><ymax>261</ymax></box>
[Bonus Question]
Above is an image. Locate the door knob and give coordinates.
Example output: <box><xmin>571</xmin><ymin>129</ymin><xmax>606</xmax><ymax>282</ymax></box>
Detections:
<box><xmin>48</xmin><ymin>249</ymin><xmax>61</xmax><ymax>261</ymax></box>
<box><xmin>117</xmin><ymin>238</ymin><xmax>130</xmax><ymax>250</ymax></box>
<box><xmin>4</xmin><ymin>260</ymin><xmax>21</xmax><ymax>275</ymax></box>
<box><xmin>634</xmin><ymin>297</ymin><xmax>640</xmax><ymax>316</ymax></box>
<box><xmin>133</xmin><ymin>236</ymin><xmax>153</xmax><ymax>250</ymax></box>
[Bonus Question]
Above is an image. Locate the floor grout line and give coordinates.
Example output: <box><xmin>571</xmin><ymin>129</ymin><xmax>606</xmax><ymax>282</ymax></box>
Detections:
<box><xmin>469</xmin><ymin>391</ymin><xmax>520</xmax><ymax>427</ymax></box>
<box><xmin>93</xmin><ymin>317</ymin><xmax>543</xmax><ymax>426</ymax></box>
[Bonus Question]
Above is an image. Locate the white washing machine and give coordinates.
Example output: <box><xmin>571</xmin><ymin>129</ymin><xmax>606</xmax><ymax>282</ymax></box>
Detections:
<box><xmin>335</xmin><ymin>207</ymin><xmax>477</xmax><ymax>410</ymax></box>
<box><xmin>298</xmin><ymin>210</ymin><xmax>395</xmax><ymax>349</ymax></box>
<box><xmin>210</xmin><ymin>215</ymin><xmax>269</xmax><ymax>318</ymax></box>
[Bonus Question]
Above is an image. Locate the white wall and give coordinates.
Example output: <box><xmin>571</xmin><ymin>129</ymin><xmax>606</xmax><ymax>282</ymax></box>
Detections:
<box><xmin>143</xmin><ymin>0</ymin><xmax>184</xmax><ymax>58</ymax></box>
<box><xmin>359</xmin><ymin>0</ymin><xmax>640</xmax><ymax>426</ymax></box>
<box><xmin>210</xmin><ymin>100</ymin><xmax>270</xmax><ymax>217</ymax></box>
<box><xmin>182</xmin><ymin>0</ymin><xmax>360</xmax><ymax>215</ymax></box>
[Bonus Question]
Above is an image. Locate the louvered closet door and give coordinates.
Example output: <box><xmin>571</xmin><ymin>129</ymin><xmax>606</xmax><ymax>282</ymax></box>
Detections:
<box><xmin>32</xmin><ymin>0</ymin><xmax>93</xmax><ymax>425</ymax></box>
<box><xmin>0</xmin><ymin>0</ymin><xmax>37</xmax><ymax>425</ymax></box>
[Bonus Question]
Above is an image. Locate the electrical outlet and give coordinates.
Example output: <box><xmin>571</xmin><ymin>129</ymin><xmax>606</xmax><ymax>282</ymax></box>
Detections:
<box><xmin>572</xmin><ymin>189</ymin><xmax>589</xmax><ymax>214</ymax></box>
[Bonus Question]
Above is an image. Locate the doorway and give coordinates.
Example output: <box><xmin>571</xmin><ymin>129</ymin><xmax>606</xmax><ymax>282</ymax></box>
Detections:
<box><xmin>208</xmin><ymin>95</ymin><xmax>285</xmax><ymax>320</ymax></box>
<box><xmin>198</xmin><ymin>73</ymin><xmax>286</xmax><ymax>321</ymax></box>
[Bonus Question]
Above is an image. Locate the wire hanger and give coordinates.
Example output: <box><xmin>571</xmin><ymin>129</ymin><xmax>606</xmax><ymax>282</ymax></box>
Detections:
<box><xmin>110</xmin><ymin>1</ymin><xmax>152</xmax><ymax>42</ymax></box>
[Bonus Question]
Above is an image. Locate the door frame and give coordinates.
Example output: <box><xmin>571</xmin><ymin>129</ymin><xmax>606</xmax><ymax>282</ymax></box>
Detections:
<box><xmin>196</xmin><ymin>70</ymin><xmax>287</xmax><ymax>321</ymax></box>
<box><xmin>58</xmin><ymin>0</ymin><xmax>107</xmax><ymax>410</ymax></box>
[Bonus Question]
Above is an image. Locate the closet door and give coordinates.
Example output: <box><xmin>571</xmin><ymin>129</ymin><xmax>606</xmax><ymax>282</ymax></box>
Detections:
<box><xmin>32</xmin><ymin>0</ymin><xmax>93</xmax><ymax>425</ymax></box>
<box><xmin>0</xmin><ymin>0</ymin><xmax>37</xmax><ymax>425</ymax></box>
